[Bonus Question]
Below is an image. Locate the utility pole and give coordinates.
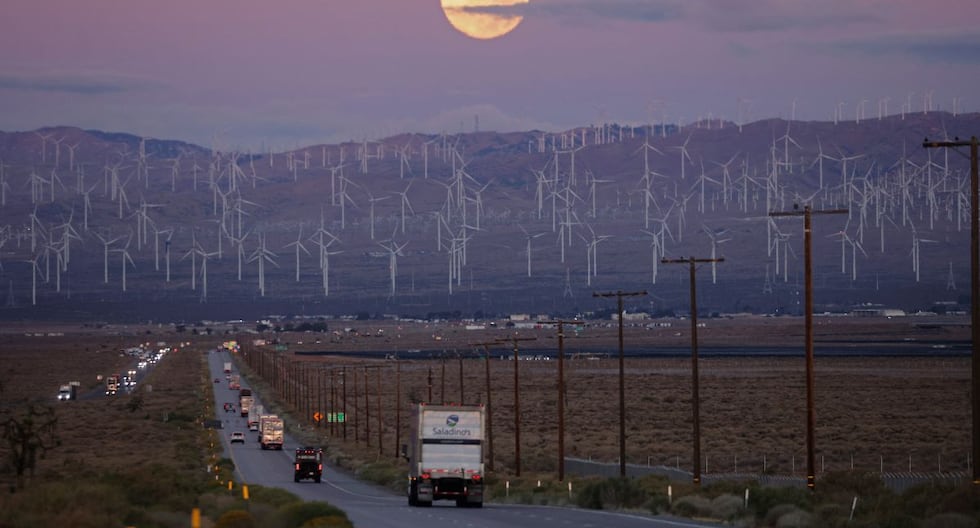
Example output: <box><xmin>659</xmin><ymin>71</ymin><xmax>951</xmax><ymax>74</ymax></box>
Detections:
<box><xmin>771</xmin><ymin>204</ymin><xmax>847</xmax><ymax>491</ymax></box>
<box><xmin>662</xmin><ymin>256</ymin><xmax>724</xmax><ymax>486</ymax></box>
<box><xmin>427</xmin><ymin>366</ymin><xmax>433</xmax><ymax>403</ymax></box>
<box><xmin>541</xmin><ymin>319</ymin><xmax>584</xmax><ymax>482</ymax></box>
<box><xmin>593</xmin><ymin>289</ymin><xmax>648</xmax><ymax>477</ymax></box>
<box><xmin>496</xmin><ymin>335</ymin><xmax>537</xmax><ymax>477</ymax></box>
<box><xmin>376</xmin><ymin>366</ymin><xmax>383</xmax><ymax>456</ymax></box>
<box><xmin>922</xmin><ymin>136</ymin><xmax>979</xmax><ymax>487</ymax></box>
<box><xmin>342</xmin><ymin>366</ymin><xmax>348</xmax><ymax>440</ymax></box>
<box><xmin>472</xmin><ymin>341</ymin><xmax>499</xmax><ymax>472</ymax></box>
<box><xmin>394</xmin><ymin>358</ymin><xmax>401</xmax><ymax>460</ymax></box>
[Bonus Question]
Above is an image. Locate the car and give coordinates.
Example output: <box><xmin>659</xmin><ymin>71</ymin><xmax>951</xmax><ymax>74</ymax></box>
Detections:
<box><xmin>230</xmin><ymin>432</ymin><xmax>246</xmax><ymax>444</ymax></box>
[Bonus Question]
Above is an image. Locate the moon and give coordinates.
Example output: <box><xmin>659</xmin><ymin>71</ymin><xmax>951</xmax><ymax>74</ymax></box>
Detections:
<box><xmin>441</xmin><ymin>0</ymin><xmax>529</xmax><ymax>40</ymax></box>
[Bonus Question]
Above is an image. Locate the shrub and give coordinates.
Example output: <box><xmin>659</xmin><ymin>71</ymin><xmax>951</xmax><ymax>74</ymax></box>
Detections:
<box><xmin>280</xmin><ymin>501</ymin><xmax>351</xmax><ymax>528</ymax></box>
<box><xmin>710</xmin><ymin>493</ymin><xmax>745</xmax><ymax>520</ymax></box>
<box><xmin>573</xmin><ymin>477</ymin><xmax>648</xmax><ymax>510</ymax></box>
<box><xmin>921</xmin><ymin>512</ymin><xmax>978</xmax><ymax>528</ymax></box>
<box><xmin>215</xmin><ymin>509</ymin><xmax>256</xmax><ymax>528</ymax></box>
<box><xmin>244</xmin><ymin>484</ymin><xmax>301</xmax><ymax>508</ymax></box>
<box><xmin>672</xmin><ymin>494</ymin><xmax>712</xmax><ymax>518</ymax></box>
<box><xmin>301</xmin><ymin>515</ymin><xmax>355</xmax><ymax>527</ymax></box>
<box><xmin>749</xmin><ymin>485</ymin><xmax>812</xmax><ymax>520</ymax></box>
<box><xmin>774</xmin><ymin>508</ymin><xmax>812</xmax><ymax>528</ymax></box>
<box><xmin>763</xmin><ymin>504</ymin><xmax>804</xmax><ymax>527</ymax></box>
<box><xmin>357</xmin><ymin>461</ymin><xmax>403</xmax><ymax>491</ymax></box>
<box><xmin>0</xmin><ymin>480</ymin><xmax>130</xmax><ymax>528</ymax></box>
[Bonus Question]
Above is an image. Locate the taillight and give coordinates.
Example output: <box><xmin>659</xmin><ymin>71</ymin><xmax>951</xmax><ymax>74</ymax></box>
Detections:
<box><xmin>421</xmin><ymin>472</ymin><xmax>430</xmax><ymax>480</ymax></box>
<box><xmin>318</xmin><ymin>464</ymin><xmax>323</xmax><ymax>471</ymax></box>
<box><xmin>471</xmin><ymin>474</ymin><xmax>481</xmax><ymax>482</ymax></box>
<box><xmin>295</xmin><ymin>464</ymin><xmax>300</xmax><ymax>470</ymax></box>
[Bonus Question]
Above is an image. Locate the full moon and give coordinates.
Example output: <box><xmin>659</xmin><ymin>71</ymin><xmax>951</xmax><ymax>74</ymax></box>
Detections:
<box><xmin>441</xmin><ymin>0</ymin><xmax>529</xmax><ymax>40</ymax></box>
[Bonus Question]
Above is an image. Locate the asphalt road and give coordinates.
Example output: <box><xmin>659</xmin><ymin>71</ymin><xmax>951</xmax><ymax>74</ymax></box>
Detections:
<box><xmin>208</xmin><ymin>349</ymin><xmax>723</xmax><ymax>528</ymax></box>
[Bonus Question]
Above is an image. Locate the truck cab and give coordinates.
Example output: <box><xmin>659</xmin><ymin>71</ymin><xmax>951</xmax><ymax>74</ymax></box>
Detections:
<box><xmin>293</xmin><ymin>447</ymin><xmax>323</xmax><ymax>483</ymax></box>
<box><xmin>105</xmin><ymin>374</ymin><xmax>120</xmax><ymax>395</ymax></box>
<box><xmin>57</xmin><ymin>382</ymin><xmax>79</xmax><ymax>401</ymax></box>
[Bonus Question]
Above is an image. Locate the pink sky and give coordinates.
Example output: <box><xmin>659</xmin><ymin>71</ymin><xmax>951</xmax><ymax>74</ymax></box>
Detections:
<box><xmin>1</xmin><ymin>0</ymin><xmax>978</xmax><ymax>148</ymax></box>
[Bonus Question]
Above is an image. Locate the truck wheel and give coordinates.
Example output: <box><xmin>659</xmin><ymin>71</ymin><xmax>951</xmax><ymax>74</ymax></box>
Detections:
<box><xmin>314</xmin><ymin>476</ymin><xmax>321</xmax><ymax>483</ymax></box>
<box><xmin>294</xmin><ymin>475</ymin><xmax>300</xmax><ymax>483</ymax></box>
<box><xmin>408</xmin><ymin>482</ymin><xmax>417</xmax><ymax>506</ymax></box>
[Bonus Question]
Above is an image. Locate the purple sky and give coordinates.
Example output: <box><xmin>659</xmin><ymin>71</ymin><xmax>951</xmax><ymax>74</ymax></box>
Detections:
<box><xmin>1</xmin><ymin>0</ymin><xmax>978</xmax><ymax>149</ymax></box>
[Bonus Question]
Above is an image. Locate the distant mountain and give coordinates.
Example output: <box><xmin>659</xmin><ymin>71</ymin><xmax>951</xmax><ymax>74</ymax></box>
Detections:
<box><xmin>0</xmin><ymin>113</ymin><xmax>977</xmax><ymax>323</ymax></box>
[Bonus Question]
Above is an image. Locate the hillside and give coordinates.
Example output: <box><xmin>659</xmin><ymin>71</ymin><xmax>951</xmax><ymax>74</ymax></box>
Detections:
<box><xmin>0</xmin><ymin>113</ymin><xmax>978</xmax><ymax>322</ymax></box>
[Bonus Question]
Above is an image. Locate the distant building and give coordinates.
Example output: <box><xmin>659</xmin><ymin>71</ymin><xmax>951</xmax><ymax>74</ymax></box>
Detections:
<box><xmin>850</xmin><ymin>307</ymin><xmax>906</xmax><ymax>317</ymax></box>
<box><xmin>612</xmin><ymin>312</ymin><xmax>649</xmax><ymax>321</ymax></box>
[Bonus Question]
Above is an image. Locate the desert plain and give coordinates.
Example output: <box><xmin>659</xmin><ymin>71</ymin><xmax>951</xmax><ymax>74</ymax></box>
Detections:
<box><xmin>0</xmin><ymin>314</ymin><xmax>972</xmax><ymax>486</ymax></box>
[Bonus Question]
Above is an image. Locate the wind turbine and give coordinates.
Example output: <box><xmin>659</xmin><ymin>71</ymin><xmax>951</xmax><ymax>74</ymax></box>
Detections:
<box><xmin>284</xmin><ymin>226</ymin><xmax>311</xmax><ymax>281</ymax></box>
<box><xmin>518</xmin><ymin>225</ymin><xmax>547</xmax><ymax>277</ymax></box>
<box><xmin>701</xmin><ymin>226</ymin><xmax>731</xmax><ymax>283</ymax></box>
<box><xmin>394</xmin><ymin>182</ymin><xmax>416</xmax><ymax>234</ymax></box>
<box><xmin>365</xmin><ymin>191</ymin><xmax>390</xmax><ymax>240</ymax></box>
<box><xmin>319</xmin><ymin>246</ymin><xmax>343</xmax><ymax>296</ymax></box>
<box><xmin>95</xmin><ymin>232</ymin><xmax>123</xmax><ymax>283</ymax></box>
<box><xmin>248</xmin><ymin>233</ymin><xmax>278</xmax><ymax>296</ymax></box>
<box><xmin>670</xmin><ymin>134</ymin><xmax>694</xmax><ymax>181</ymax></box>
<box><xmin>112</xmin><ymin>236</ymin><xmax>136</xmax><ymax>292</ymax></box>
<box><xmin>378</xmin><ymin>236</ymin><xmax>407</xmax><ymax>298</ymax></box>
<box><xmin>198</xmin><ymin>248</ymin><xmax>220</xmax><ymax>302</ymax></box>
<box><xmin>26</xmin><ymin>254</ymin><xmax>46</xmax><ymax>305</ymax></box>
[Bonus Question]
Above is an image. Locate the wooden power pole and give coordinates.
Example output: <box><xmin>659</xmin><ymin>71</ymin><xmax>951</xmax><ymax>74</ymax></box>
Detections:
<box><xmin>593</xmin><ymin>289</ymin><xmax>647</xmax><ymax>477</ymax></box>
<box><xmin>662</xmin><ymin>256</ymin><xmax>724</xmax><ymax>486</ymax></box>
<box><xmin>771</xmin><ymin>204</ymin><xmax>847</xmax><ymax>491</ymax></box>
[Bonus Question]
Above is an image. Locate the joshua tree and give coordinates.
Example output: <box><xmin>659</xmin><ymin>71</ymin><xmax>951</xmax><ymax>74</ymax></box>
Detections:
<box><xmin>2</xmin><ymin>404</ymin><xmax>60</xmax><ymax>490</ymax></box>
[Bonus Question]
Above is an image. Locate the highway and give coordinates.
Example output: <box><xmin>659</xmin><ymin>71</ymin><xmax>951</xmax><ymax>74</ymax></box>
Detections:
<box><xmin>208</xmin><ymin>349</ymin><xmax>723</xmax><ymax>528</ymax></box>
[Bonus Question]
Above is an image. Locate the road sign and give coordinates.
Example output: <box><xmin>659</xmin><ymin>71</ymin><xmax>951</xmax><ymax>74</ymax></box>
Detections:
<box><xmin>313</xmin><ymin>411</ymin><xmax>323</xmax><ymax>422</ymax></box>
<box><xmin>327</xmin><ymin>412</ymin><xmax>346</xmax><ymax>423</ymax></box>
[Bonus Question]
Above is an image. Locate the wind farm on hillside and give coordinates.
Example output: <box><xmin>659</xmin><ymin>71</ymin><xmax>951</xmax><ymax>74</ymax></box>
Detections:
<box><xmin>0</xmin><ymin>111</ymin><xmax>977</xmax><ymax>322</ymax></box>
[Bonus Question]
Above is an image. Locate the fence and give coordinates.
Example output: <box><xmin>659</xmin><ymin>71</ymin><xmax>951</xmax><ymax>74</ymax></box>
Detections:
<box><xmin>564</xmin><ymin>456</ymin><xmax>971</xmax><ymax>493</ymax></box>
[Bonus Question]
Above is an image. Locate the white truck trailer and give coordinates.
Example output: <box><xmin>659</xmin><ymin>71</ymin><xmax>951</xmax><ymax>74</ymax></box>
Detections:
<box><xmin>259</xmin><ymin>415</ymin><xmax>284</xmax><ymax>450</ymax></box>
<box><xmin>405</xmin><ymin>403</ymin><xmax>485</xmax><ymax>508</ymax></box>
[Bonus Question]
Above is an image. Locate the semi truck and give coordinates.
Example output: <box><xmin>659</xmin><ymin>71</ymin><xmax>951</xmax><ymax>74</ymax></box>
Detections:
<box><xmin>239</xmin><ymin>394</ymin><xmax>254</xmax><ymax>418</ymax></box>
<box><xmin>259</xmin><ymin>415</ymin><xmax>284</xmax><ymax>450</ymax></box>
<box><xmin>223</xmin><ymin>361</ymin><xmax>232</xmax><ymax>374</ymax></box>
<box><xmin>248</xmin><ymin>404</ymin><xmax>264</xmax><ymax>432</ymax></box>
<box><xmin>105</xmin><ymin>374</ymin><xmax>120</xmax><ymax>395</ymax></box>
<box><xmin>405</xmin><ymin>403</ymin><xmax>485</xmax><ymax>508</ymax></box>
<box><xmin>57</xmin><ymin>381</ymin><xmax>80</xmax><ymax>401</ymax></box>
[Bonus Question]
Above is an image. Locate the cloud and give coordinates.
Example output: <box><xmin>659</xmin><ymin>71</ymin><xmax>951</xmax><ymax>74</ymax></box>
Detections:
<box><xmin>692</xmin><ymin>1</ymin><xmax>879</xmax><ymax>33</ymax></box>
<box><xmin>832</xmin><ymin>30</ymin><xmax>980</xmax><ymax>64</ymax></box>
<box><xmin>0</xmin><ymin>72</ymin><xmax>157</xmax><ymax>95</ymax></box>
<box><xmin>463</xmin><ymin>0</ymin><xmax>878</xmax><ymax>32</ymax></box>
<box><xmin>463</xmin><ymin>0</ymin><xmax>685</xmax><ymax>24</ymax></box>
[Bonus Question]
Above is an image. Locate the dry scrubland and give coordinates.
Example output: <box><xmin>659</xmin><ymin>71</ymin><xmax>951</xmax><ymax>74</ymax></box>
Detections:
<box><xmin>0</xmin><ymin>317</ymin><xmax>974</xmax><ymax>526</ymax></box>
<box><xmin>0</xmin><ymin>330</ymin><xmax>211</xmax><ymax>479</ymax></box>
<box><xmin>248</xmin><ymin>316</ymin><xmax>973</xmax><ymax>476</ymax></box>
<box><xmin>0</xmin><ymin>315</ymin><xmax>971</xmax><ymax>481</ymax></box>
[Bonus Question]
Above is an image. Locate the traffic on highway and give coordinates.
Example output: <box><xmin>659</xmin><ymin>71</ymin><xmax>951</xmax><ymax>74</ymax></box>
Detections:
<box><xmin>207</xmin><ymin>349</ymin><xmax>722</xmax><ymax>528</ymax></box>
